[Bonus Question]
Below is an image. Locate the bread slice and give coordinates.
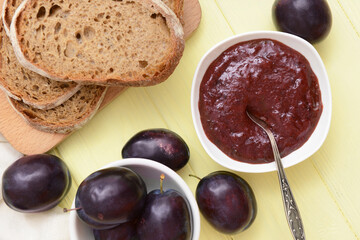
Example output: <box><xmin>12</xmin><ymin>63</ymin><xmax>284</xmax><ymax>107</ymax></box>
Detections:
<box><xmin>7</xmin><ymin>85</ymin><xmax>108</xmax><ymax>134</ymax></box>
<box><xmin>10</xmin><ymin>0</ymin><xmax>185</xmax><ymax>86</ymax></box>
<box><xmin>0</xmin><ymin>19</ymin><xmax>82</xmax><ymax>110</ymax></box>
<box><xmin>2</xmin><ymin>0</ymin><xmax>183</xmax><ymax>36</ymax></box>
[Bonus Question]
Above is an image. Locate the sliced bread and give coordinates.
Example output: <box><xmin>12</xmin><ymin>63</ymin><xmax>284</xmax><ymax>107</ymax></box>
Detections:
<box><xmin>7</xmin><ymin>85</ymin><xmax>108</xmax><ymax>134</ymax></box>
<box><xmin>0</xmin><ymin>19</ymin><xmax>82</xmax><ymax>110</ymax></box>
<box><xmin>10</xmin><ymin>0</ymin><xmax>185</xmax><ymax>86</ymax></box>
<box><xmin>2</xmin><ymin>0</ymin><xmax>184</xmax><ymax>36</ymax></box>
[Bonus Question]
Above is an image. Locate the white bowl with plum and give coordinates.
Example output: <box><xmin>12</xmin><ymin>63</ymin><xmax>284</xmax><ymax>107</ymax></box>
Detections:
<box><xmin>69</xmin><ymin>158</ymin><xmax>200</xmax><ymax>240</ymax></box>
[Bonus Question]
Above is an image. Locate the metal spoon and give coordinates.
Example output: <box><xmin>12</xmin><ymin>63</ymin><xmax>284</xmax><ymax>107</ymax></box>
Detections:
<box><xmin>246</xmin><ymin>111</ymin><xmax>305</xmax><ymax>240</ymax></box>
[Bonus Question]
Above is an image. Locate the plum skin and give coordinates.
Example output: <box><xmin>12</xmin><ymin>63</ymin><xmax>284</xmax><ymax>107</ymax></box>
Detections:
<box><xmin>76</xmin><ymin>167</ymin><xmax>147</xmax><ymax>225</ymax></box>
<box><xmin>2</xmin><ymin>154</ymin><xmax>71</xmax><ymax>213</ymax></box>
<box><xmin>75</xmin><ymin>194</ymin><xmax>120</xmax><ymax>230</ymax></box>
<box><xmin>195</xmin><ymin>171</ymin><xmax>257</xmax><ymax>234</ymax></box>
<box><xmin>137</xmin><ymin>189</ymin><xmax>191</xmax><ymax>240</ymax></box>
<box><xmin>272</xmin><ymin>0</ymin><xmax>332</xmax><ymax>43</ymax></box>
<box><xmin>122</xmin><ymin>128</ymin><xmax>190</xmax><ymax>171</ymax></box>
<box><xmin>93</xmin><ymin>221</ymin><xmax>138</xmax><ymax>240</ymax></box>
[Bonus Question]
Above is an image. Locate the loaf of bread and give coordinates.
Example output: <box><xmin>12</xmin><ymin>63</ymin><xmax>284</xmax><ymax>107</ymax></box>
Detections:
<box><xmin>7</xmin><ymin>85</ymin><xmax>108</xmax><ymax>134</ymax></box>
<box><xmin>10</xmin><ymin>0</ymin><xmax>185</xmax><ymax>86</ymax></box>
<box><xmin>0</xmin><ymin>19</ymin><xmax>82</xmax><ymax>110</ymax></box>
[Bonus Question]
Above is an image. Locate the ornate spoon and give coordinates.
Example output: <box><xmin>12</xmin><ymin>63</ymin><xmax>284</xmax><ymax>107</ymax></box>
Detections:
<box><xmin>246</xmin><ymin>111</ymin><xmax>305</xmax><ymax>240</ymax></box>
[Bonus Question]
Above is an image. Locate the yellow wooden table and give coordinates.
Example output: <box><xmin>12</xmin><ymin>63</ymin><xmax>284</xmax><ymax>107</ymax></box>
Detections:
<box><xmin>52</xmin><ymin>0</ymin><xmax>360</xmax><ymax>239</ymax></box>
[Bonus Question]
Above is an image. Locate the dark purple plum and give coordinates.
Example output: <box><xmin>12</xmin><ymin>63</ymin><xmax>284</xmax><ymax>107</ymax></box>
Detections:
<box><xmin>122</xmin><ymin>129</ymin><xmax>190</xmax><ymax>171</ymax></box>
<box><xmin>272</xmin><ymin>0</ymin><xmax>332</xmax><ymax>43</ymax></box>
<box><xmin>2</xmin><ymin>154</ymin><xmax>71</xmax><ymax>213</ymax></box>
<box><xmin>76</xmin><ymin>167</ymin><xmax>147</xmax><ymax>225</ymax></box>
<box><xmin>93</xmin><ymin>221</ymin><xmax>139</xmax><ymax>240</ymax></box>
<box><xmin>137</xmin><ymin>175</ymin><xmax>191</xmax><ymax>240</ymax></box>
<box><xmin>195</xmin><ymin>171</ymin><xmax>257</xmax><ymax>234</ymax></box>
<box><xmin>74</xmin><ymin>194</ymin><xmax>119</xmax><ymax>230</ymax></box>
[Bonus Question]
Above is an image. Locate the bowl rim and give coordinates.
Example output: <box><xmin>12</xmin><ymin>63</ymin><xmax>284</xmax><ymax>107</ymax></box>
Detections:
<box><xmin>69</xmin><ymin>158</ymin><xmax>201</xmax><ymax>240</ymax></box>
<box><xmin>191</xmin><ymin>30</ymin><xmax>332</xmax><ymax>173</ymax></box>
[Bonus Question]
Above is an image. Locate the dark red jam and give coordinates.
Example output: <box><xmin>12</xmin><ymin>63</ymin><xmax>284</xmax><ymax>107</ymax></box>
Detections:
<box><xmin>199</xmin><ymin>39</ymin><xmax>322</xmax><ymax>164</ymax></box>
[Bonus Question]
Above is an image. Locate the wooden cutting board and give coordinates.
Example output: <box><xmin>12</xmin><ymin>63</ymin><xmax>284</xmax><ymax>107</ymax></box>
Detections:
<box><xmin>0</xmin><ymin>0</ymin><xmax>202</xmax><ymax>155</ymax></box>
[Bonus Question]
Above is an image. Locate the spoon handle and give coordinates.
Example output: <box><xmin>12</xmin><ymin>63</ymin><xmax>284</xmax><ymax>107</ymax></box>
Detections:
<box><xmin>246</xmin><ymin>112</ymin><xmax>305</xmax><ymax>239</ymax></box>
<box><xmin>268</xmin><ymin>130</ymin><xmax>306</xmax><ymax>240</ymax></box>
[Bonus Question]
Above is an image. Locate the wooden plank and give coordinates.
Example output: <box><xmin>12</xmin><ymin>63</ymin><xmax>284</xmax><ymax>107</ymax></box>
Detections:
<box><xmin>310</xmin><ymin>0</ymin><xmax>360</xmax><ymax>236</ymax></box>
<box><xmin>331</xmin><ymin>0</ymin><xmax>360</xmax><ymax>36</ymax></box>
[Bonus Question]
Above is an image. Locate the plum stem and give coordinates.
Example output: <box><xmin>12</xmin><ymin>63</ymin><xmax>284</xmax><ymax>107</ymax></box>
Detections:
<box><xmin>189</xmin><ymin>174</ymin><xmax>201</xmax><ymax>181</ymax></box>
<box><xmin>160</xmin><ymin>173</ymin><xmax>165</xmax><ymax>194</ymax></box>
<box><xmin>63</xmin><ymin>207</ymin><xmax>82</xmax><ymax>213</ymax></box>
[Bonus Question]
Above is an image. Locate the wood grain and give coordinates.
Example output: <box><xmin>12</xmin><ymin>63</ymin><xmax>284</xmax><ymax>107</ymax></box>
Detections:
<box><xmin>0</xmin><ymin>0</ymin><xmax>201</xmax><ymax>155</ymax></box>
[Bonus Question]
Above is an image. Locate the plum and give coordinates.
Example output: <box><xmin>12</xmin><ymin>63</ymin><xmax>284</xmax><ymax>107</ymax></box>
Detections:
<box><xmin>137</xmin><ymin>174</ymin><xmax>191</xmax><ymax>240</ymax></box>
<box><xmin>122</xmin><ymin>129</ymin><xmax>190</xmax><ymax>171</ymax></box>
<box><xmin>93</xmin><ymin>221</ymin><xmax>138</xmax><ymax>240</ymax></box>
<box><xmin>74</xmin><ymin>194</ymin><xmax>119</xmax><ymax>230</ymax></box>
<box><xmin>194</xmin><ymin>171</ymin><xmax>257</xmax><ymax>234</ymax></box>
<box><xmin>76</xmin><ymin>167</ymin><xmax>147</xmax><ymax>225</ymax></box>
<box><xmin>2</xmin><ymin>154</ymin><xmax>71</xmax><ymax>213</ymax></box>
<box><xmin>272</xmin><ymin>0</ymin><xmax>332</xmax><ymax>43</ymax></box>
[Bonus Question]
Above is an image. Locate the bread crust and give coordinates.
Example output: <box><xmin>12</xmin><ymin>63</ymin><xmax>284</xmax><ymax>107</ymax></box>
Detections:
<box><xmin>169</xmin><ymin>0</ymin><xmax>185</xmax><ymax>25</ymax></box>
<box><xmin>0</xmin><ymin>82</ymin><xmax>82</xmax><ymax>110</ymax></box>
<box><xmin>1</xmin><ymin>0</ymin><xmax>12</xmax><ymax>37</ymax></box>
<box><xmin>7</xmin><ymin>86</ymin><xmax>108</xmax><ymax>134</ymax></box>
<box><xmin>10</xmin><ymin>0</ymin><xmax>185</xmax><ymax>87</ymax></box>
<box><xmin>176</xmin><ymin>0</ymin><xmax>185</xmax><ymax>24</ymax></box>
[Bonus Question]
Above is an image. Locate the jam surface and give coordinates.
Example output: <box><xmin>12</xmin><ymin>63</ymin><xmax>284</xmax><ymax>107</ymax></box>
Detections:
<box><xmin>199</xmin><ymin>39</ymin><xmax>322</xmax><ymax>164</ymax></box>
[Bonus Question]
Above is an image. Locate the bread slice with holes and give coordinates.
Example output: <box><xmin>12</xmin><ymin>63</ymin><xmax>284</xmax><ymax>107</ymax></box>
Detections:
<box><xmin>10</xmin><ymin>0</ymin><xmax>185</xmax><ymax>86</ymax></box>
<box><xmin>7</xmin><ymin>85</ymin><xmax>108</xmax><ymax>134</ymax></box>
<box><xmin>2</xmin><ymin>0</ymin><xmax>184</xmax><ymax>36</ymax></box>
<box><xmin>0</xmin><ymin>19</ymin><xmax>82</xmax><ymax>110</ymax></box>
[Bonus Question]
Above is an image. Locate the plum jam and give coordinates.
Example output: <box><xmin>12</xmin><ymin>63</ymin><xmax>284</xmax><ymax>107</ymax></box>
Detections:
<box><xmin>199</xmin><ymin>39</ymin><xmax>322</xmax><ymax>164</ymax></box>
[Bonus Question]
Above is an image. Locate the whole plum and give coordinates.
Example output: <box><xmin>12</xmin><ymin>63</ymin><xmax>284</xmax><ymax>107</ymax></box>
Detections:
<box><xmin>76</xmin><ymin>167</ymin><xmax>147</xmax><ymax>225</ymax></box>
<box><xmin>2</xmin><ymin>154</ymin><xmax>71</xmax><ymax>213</ymax></box>
<box><xmin>122</xmin><ymin>129</ymin><xmax>190</xmax><ymax>171</ymax></box>
<box><xmin>272</xmin><ymin>0</ymin><xmax>332</xmax><ymax>43</ymax></box>
<box><xmin>137</xmin><ymin>174</ymin><xmax>191</xmax><ymax>240</ymax></box>
<box><xmin>195</xmin><ymin>171</ymin><xmax>257</xmax><ymax>234</ymax></box>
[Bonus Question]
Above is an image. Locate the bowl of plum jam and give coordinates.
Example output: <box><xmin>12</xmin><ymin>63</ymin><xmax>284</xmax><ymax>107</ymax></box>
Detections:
<box><xmin>69</xmin><ymin>158</ymin><xmax>201</xmax><ymax>240</ymax></box>
<box><xmin>191</xmin><ymin>31</ymin><xmax>332</xmax><ymax>173</ymax></box>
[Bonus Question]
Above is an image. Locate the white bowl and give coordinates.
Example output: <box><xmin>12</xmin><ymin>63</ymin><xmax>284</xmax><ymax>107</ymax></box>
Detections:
<box><xmin>69</xmin><ymin>158</ymin><xmax>200</xmax><ymax>239</ymax></box>
<box><xmin>191</xmin><ymin>31</ymin><xmax>332</xmax><ymax>173</ymax></box>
